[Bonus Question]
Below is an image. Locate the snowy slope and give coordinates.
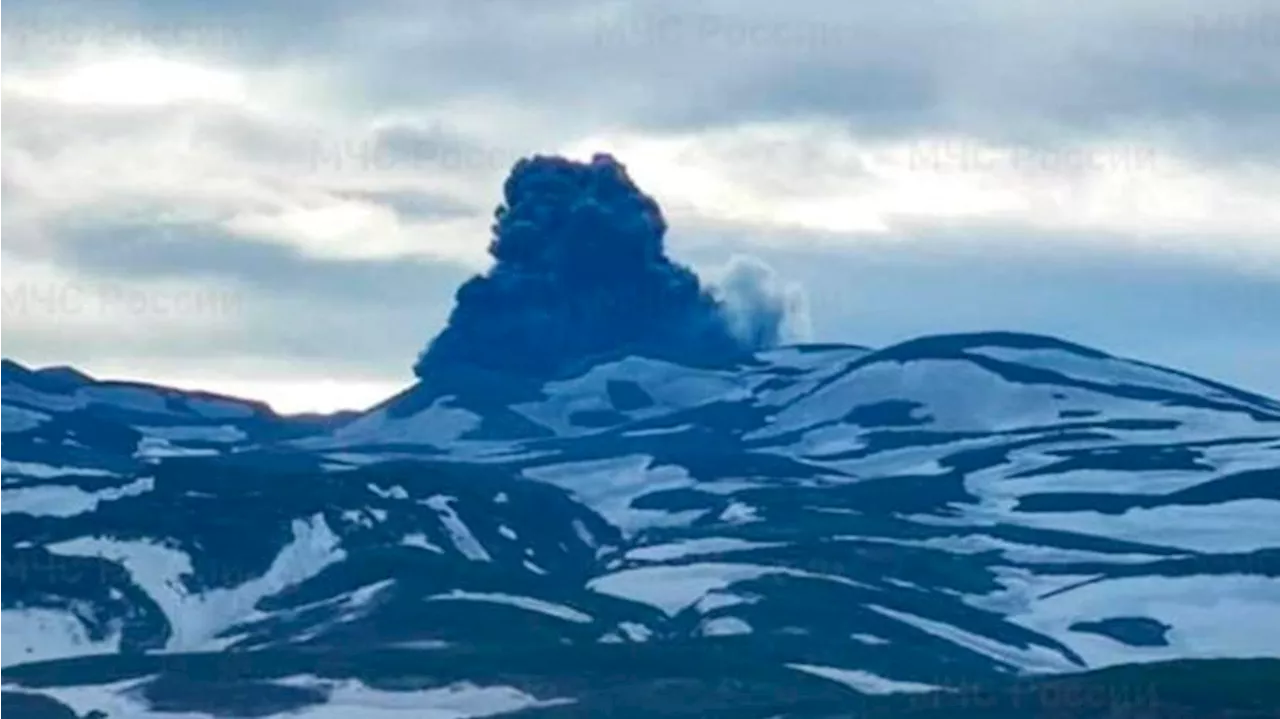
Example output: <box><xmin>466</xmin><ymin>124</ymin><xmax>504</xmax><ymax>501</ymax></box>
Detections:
<box><xmin>2</xmin><ymin>332</ymin><xmax>1278</xmax><ymax>717</ymax></box>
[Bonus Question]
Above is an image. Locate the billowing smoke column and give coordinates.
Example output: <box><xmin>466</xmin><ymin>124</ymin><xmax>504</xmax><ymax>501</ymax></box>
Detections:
<box><xmin>414</xmin><ymin>153</ymin><xmax>806</xmax><ymax>379</ymax></box>
<box><xmin>710</xmin><ymin>254</ymin><xmax>812</xmax><ymax>350</ymax></box>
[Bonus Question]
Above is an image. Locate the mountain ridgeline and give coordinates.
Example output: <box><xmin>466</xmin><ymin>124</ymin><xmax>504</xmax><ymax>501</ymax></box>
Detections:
<box><xmin>2</xmin><ymin>154</ymin><xmax>1278</xmax><ymax>717</ymax></box>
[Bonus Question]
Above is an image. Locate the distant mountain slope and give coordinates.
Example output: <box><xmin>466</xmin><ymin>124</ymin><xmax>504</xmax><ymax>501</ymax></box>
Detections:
<box><xmin>3</xmin><ymin>332</ymin><xmax>1278</xmax><ymax>717</ymax></box>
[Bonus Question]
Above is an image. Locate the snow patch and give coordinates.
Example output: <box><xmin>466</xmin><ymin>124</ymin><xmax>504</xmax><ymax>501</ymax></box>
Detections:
<box><xmin>425</xmin><ymin>591</ymin><xmax>593</xmax><ymax>624</ymax></box>
<box><xmin>625</xmin><ymin>537</ymin><xmax>783</xmax><ymax>562</ymax></box>
<box><xmin>1006</xmin><ymin>574</ymin><xmax>1280</xmax><ymax>669</ymax></box>
<box><xmin>424</xmin><ymin>495</ymin><xmax>491</xmax><ymax>562</ymax></box>
<box><xmin>787</xmin><ymin>664</ymin><xmax>944</xmax><ymax>695</ymax></box>
<box><xmin>700</xmin><ymin>616</ymin><xmax>752</xmax><ymax>636</ymax></box>
<box><xmin>869</xmin><ymin>604</ymin><xmax>1081</xmax><ymax>673</ymax></box>
<box><xmin>1</xmin><ymin>459</ymin><xmax>117</xmax><ymax>479</ymax></box>
<box><xmin>46</xmin><ymin>514</ymin><xmax>344</xmax><ymax>651</ymax></box>
<box><xmin>402</xmin><ymin>534</ymin><xmax>445</xmax><ymax>553</ymax></box>
<box><xmin>3</xmin><ymin>476</ymin><xmax>154</xmax><ymax>517</ymax></box>
<box><xmin>1</xmin><ymin>608</ymin><xmax>122</xmax><ymax>668</ymax></box>
<box><xmin>588</xmin><ymin>563</ymin><xmax>870</xmax><ymax>617</ymax></box>
<box><xmin>329</xmin><ymin>395</ymin><xmax>481</xmax><ymax>447</ymax></box>
<box><xmin>2</xmin><ymin>405</ymin><xmax>49</xmax><ymax>432</ymax></box>
<box><xmin>136</xmin><ymin>424</ymin><xmax>247</xmax><ymax>442</ymax></box>
<box><xmin>524</xmin><ymin>456</ymin><xmax>704</xmax><ymax>535</ymax></box>
<box><xmin>27</xmin><ymin>676</ymin><xmax>573</xmax><ymax>719</ymax></box>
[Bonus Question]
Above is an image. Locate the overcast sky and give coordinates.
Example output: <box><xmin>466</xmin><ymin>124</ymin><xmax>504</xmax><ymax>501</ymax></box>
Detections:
<box><xmin>3</xmin><ymin>0</ymin><xmax>1278</xmax><ymax>412</ymax></box>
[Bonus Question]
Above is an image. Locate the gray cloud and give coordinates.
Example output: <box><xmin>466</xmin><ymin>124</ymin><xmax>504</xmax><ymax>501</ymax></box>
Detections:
<box><xmin>679</xmin><ymin>224</ymin><xmax>1280</xmax><ymax>395</ymax></box>
<box><xmin>2</xmin><ymin>0</ymin><xmax>1278</xmax><ymax>407</ymax></box>
<box><xmin>241</xmin><ymin>0</ymin><xmax>1280</xmax><ymax>166</ymax></box>
<box><xmin>3</xmin><ymin>218</ymin><xmax>470</xmax><ymax>377</ymax></box>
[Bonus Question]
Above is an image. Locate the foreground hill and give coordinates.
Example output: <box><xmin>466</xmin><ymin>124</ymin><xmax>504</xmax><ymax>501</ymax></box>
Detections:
<box><xmin>3</xmin><ymin>332</ymin><xmax>1278</xmax><ymax>717</ymax></box>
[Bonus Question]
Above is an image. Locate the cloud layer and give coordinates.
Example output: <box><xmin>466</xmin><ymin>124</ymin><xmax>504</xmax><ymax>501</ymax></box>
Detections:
<box><xmin>2</xmin><ymin>0</ymin><xmax>1277</xmax><ymax>408</ymax></box>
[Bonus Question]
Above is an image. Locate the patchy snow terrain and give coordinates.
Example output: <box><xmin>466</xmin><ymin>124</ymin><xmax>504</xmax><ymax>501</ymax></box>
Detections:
<box><xmin>3</xmin><ymin>333</ymin><xmax>1278</xmax><ymax>716</ymax></box>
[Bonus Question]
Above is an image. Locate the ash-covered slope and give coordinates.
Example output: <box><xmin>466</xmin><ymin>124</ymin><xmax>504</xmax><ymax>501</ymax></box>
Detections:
<box><xmin>3</xmin><ymin>154</ymin><xmax>1277</xmax><ymax>717</ymax></box>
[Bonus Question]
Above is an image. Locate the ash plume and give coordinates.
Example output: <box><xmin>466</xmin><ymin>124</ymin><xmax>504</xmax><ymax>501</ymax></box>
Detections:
<box><xmin>414</xmin><ymin>153</ymin><xmax>806</xmax><ymax>378</ymax></box>
<box><xmin>709</xmin><ymin>254</ymin><xmax>812</xmax><ymax>349</ymax></box>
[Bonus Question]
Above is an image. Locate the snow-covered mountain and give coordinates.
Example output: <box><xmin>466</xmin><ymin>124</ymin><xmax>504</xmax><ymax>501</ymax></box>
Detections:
<box><xmin>3</xmin><ymin>331</ymin><xmax>1278</xmax><ymax>717</ymax></box>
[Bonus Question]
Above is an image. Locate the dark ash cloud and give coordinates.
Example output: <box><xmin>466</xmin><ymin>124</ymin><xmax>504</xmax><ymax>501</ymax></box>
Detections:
<box><xmin>414</xmin><ymin>153</ymin><xmax>805</xmax><ymax>378</ymax></box>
